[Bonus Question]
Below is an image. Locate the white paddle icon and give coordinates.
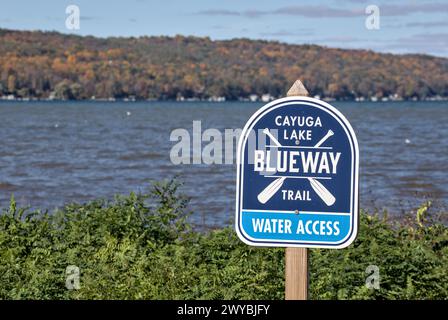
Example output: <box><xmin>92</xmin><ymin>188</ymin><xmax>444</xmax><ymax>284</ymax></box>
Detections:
<box><xmin>257</xmin><ymin>129</ymin><xmax>336</xmax><ymax>206</ymax></box>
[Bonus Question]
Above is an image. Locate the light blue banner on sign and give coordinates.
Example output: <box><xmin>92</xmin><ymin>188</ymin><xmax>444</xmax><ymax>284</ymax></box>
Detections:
<box><xmin>241</xmin><ymin>211</ymin><xmax>351</xmax><ymax>243</ymax></box>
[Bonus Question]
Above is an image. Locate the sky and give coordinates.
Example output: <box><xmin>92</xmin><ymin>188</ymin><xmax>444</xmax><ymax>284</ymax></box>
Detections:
<box><xmin>0</xmin><ymin>0</ymin><xmax>447</xmax><ymax>57</ymax></box>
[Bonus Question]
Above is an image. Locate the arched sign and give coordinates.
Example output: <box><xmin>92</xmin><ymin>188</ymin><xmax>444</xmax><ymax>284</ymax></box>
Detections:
<box><xmin>235</xmin><ymin>97</ymin><xmax>359</xmax><ymax>248</ymax></box>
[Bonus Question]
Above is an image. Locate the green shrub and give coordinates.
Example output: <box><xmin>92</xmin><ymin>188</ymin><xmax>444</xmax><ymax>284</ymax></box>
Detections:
<box><xmin>0</xmin><ymin>181</ymin><xmax>446</xmax><ymax>299</ymax></box>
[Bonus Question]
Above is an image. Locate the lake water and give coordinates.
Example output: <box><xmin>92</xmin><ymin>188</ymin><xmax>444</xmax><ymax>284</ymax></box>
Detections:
<box><xmin>0</xmin><ymin>101</ymin><xmax>447</xmax><ymax>227</ymax></box>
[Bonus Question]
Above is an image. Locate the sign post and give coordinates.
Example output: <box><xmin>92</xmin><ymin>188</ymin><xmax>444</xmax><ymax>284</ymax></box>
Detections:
<box><xmin>235</xmin><ymin>79</ymin><xmax>359</xmax><ymax>300</ymax></box>
<box><xmin>285</xmin><ymin>80</ymin><xmax>310</xmax><ymax>300</ymax></box>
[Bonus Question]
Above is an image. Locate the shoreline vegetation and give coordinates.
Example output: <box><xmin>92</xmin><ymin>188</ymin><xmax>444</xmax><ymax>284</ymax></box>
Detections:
<box><xmin>1</xmin><ymin>28</ymin><xmax>448</xmax><ymax>102</ymax></box>
<box><xmin>0</xmin><ymin>180</ymin><xmax>446</xmax><ymax>299</ymax></box>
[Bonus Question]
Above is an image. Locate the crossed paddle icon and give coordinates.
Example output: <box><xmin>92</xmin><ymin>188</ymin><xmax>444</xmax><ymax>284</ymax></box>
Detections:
<box><xmin>257</xmin><ymin>128</ymin><xmax>336</xmax><ymax>206</ymax></box>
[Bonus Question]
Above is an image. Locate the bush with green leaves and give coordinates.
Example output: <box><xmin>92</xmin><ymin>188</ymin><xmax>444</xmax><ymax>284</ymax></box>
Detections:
<box><xmin>0</xmin><ymin>180</ymin><xmax>446</xmax><ymax>299</ymax></box>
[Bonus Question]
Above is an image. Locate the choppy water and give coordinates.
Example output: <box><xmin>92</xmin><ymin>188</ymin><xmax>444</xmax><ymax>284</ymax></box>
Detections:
<box><xmin>0</xmin><ymin>101</ymin><xmax>447</xmax><ymax>227</ymax></box>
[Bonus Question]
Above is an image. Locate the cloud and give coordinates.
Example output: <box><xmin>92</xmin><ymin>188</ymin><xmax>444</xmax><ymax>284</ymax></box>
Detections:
<box><xmin>396</xmin><ymin>33</ymin><xmax>448</xmax><ymax>45</ymax></box>
<box><xmin>197</xmin><ymin>9</ymin><xmax>240</xmax><ymax>16</ymax></box>
<box><xmin>315</xmin><ymin>36</ymin><xmax>365</xmax><ymax>43</ymax></box>
<box><xmin>303</xmin><ymin>33</ymin><xmax>448</xmax><ymax>57</ymax></box>
<box><xmin>260</xmin><ymin>29</ymin><xmax>314</xmax><ymax>37</ymax></box>
<box><xmin>382</xmin><ymin>23</ymin><xmax>403</xmax><ymax>29</ymax></box>
<box><xmin>80</xmin><ymin>16</ymin><xmax>96</xmax><ymax>21</ymax></box>
<box><xmin>376</xmin><ymin>33</ymin><xmax>448</xmax><ymax>56</ymax></box>
<box><xmin>197</xmin><ymin>3</ymin><xmax>448</xmax><ymax>19</ymax></box>
<box><xmin>380</xmin><ymin>3</ymin><xmax>448</xmax><ymax>16</ymax></box>
<box><xmin>271</xmin><ymin>6</ymin><xmax>361</xmax><ymax>18</ymax></box>
<box><xmin>406</xmin><ymin>21</ymin><xmax>448</xmax><ymax>28</ymax></box>
<box><xmin>378</xmin><ymin>19</ymin><xmax>448</xmax><ymax>30</ymax></box>
<box><xmin>242</xmin><ymin>9</ymin><xmax>265</xmax><ymax>18</ymax></box>
<box><xmin>197</xmin><ymin>6</ymin><xmax>362</xmax><ymax>18</ymax></box>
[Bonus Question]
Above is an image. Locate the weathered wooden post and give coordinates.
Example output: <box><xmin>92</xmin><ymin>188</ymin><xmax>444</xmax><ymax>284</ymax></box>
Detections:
<box><xmin>285</xmin><ymin>80</ymin><xmax>309</xmax><ymax>300</ymax></box>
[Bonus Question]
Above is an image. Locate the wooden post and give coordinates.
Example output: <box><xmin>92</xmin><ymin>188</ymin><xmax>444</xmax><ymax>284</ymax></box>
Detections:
<box><xmin>285</xmin><ymin>79</ymin><xmax>309</xmax><ymax>300</ymax></box>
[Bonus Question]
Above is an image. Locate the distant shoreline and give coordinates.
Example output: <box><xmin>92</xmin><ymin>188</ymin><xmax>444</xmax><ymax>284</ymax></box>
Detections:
<box><xmin>1</xmin><ymin>96</ymin><xmax>448</xmax><ymax>103</ymax></box>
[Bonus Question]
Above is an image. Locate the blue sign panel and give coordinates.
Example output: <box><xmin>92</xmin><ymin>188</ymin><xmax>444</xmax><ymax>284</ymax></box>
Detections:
<box><xmin>235</xmin><ymin>97</ymin><xmax>359</xmax><ymax>248</ymax></box>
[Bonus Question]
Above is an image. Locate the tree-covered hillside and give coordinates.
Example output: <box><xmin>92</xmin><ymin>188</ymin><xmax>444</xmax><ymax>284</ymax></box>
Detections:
<box><xmin>0</xmin><ymin>29</ymin><xmax>447</xmax><ymax>101</ymax></box>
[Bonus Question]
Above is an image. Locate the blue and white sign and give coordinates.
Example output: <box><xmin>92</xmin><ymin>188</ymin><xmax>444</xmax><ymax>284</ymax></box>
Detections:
<box><xmin>235</xmin><ymin>97</ymin><xmax>359</xmax><ymax>248</ymax></box>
